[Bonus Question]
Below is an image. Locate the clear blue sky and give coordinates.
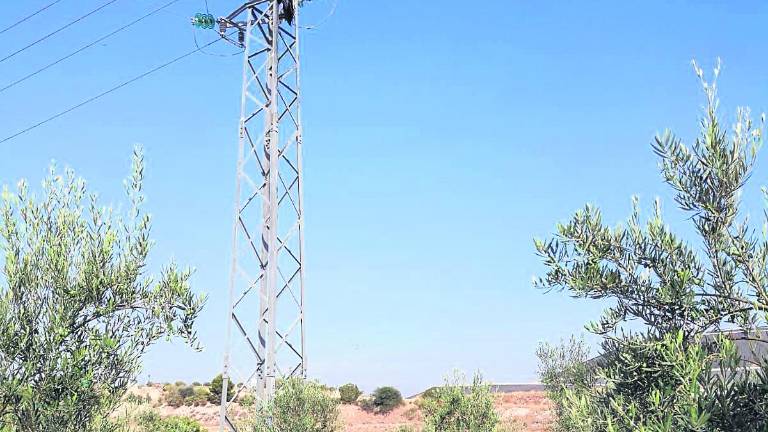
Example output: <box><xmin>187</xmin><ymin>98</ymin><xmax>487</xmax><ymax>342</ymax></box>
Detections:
<box><xmin>2</xmin><ymin>0</ymin><xmax>768</xmax><ymax>396</ymax></box>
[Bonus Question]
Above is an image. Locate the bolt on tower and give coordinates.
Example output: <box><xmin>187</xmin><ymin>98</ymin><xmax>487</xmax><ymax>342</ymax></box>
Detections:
<box><xmin>216</xmin><ymin>1</ymin><xmax>305</xmax><ymax>429</ymax></box>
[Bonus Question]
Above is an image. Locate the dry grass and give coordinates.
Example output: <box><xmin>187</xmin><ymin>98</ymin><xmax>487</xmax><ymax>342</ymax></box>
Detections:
<box><xmin>121</xmin><ymin>386</ymin><xmax>552</xmax><ymax>432</ymax></box>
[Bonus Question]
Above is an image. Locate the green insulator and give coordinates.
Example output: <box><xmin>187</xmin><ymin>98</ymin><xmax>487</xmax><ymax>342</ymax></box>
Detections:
<box><xmin>191</xmin><ymin>13</ymin><xmax>216</xmax><ymax>29</ymax></box>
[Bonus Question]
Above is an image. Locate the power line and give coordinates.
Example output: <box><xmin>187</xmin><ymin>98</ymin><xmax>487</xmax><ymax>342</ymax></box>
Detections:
<box><xmin>0</xmin><ymin>0</ymin><xmax>66</xmax><ymax>35</ymax></box>
<box><xmin>0</xmin><ymin>37</ymin><xmax>223</xmax><ymax>145</ymax></box>
<box><xmin>0</xmin><ymin>0</ymin><xmax>119</xmax><ymax>65</ymax></box>
<box><xmin>0</xmin><ymin>0</ymin><xmax>183</xmax><ymax>94</ymax></box>
<box><xmin>192</xmin><ymin>27</ymin><xmax>243</xmax><ymax>57</ymax></box>
<box><xmin>302</xmin><ymin>0</ymin><xmax>338</xmax><ymax>30</ymax></box>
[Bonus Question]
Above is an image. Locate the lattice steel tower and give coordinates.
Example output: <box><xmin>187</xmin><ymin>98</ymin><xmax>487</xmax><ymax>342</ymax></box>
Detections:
<box><xmin>216</xmin><ymin>1</ymin><xmax>305</xmax><ymax>430</ymax></box>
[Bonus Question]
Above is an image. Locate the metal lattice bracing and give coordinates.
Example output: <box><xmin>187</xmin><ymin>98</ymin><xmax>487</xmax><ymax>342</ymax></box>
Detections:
<box><xmin>218</xmin><ymin>1</ymin><xmax>305</xmax><ymax>430</ymax></box>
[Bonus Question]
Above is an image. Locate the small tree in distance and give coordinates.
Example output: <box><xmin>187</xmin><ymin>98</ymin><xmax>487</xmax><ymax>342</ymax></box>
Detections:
<box><xmin>370</xmin><ymin>386</ymin><xmax>403</xmax><ymax>414</ymax></box>
<box><xmin>339</xmin><ymin>383</ymin><xmax>362</xmax><ymax>404</ymax></box>
<box><xmin>0</xmin><ymin>147</ymin><xmax>205</xmax><ymax>431</ymax></box>
<box><xmin>209</xmin><ymin>374</ymin><xmax>235</xmax><ymax>405</ymax></box>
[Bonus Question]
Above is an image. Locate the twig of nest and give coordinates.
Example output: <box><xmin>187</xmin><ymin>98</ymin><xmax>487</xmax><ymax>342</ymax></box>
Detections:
<box><xmin>280</xmin><ymin>0</ymin><xmax>296</xmax><ymax>25</ymax></box>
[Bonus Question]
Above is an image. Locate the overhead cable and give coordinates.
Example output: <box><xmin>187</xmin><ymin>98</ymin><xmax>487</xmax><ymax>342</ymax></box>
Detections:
<box><xmin>0</xmin><ymin>0</ymin><xmax>120</xmax><ymax>64</ymax></box>
<box><xmin>0</xmin><ymin>0</ymin><xmax>66</xmax><ymax>35</ymax></box>
<box><xmin>0</xmin><ymin>37</ymin><xmax>223</xmax><ymax>145</ymax></box>
<box><xmin>302</xmin><ymin>0</ymin><xmax>338</xmax><ymax>30</ymax></box>
<box><xmin>0</xmin><ymin>0</ymin><xmax>183</xmax><ymax>94</ymax></box>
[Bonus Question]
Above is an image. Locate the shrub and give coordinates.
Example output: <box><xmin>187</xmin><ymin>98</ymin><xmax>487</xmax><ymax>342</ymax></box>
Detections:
<box><xmin>112</xmin><ymin>406</ymin><xmax>205</xmax><ymax>432</ymax></box>
<box><xmin>496</xmin><ymin>419</ymin><xmax>525</xmax><ymax>432</ymax></box>
<box><xmin>420</xmin><ymin>371</ymin><xmax>498</xmax><ymax>432</ymax></box>
<box><xmin>535</xmin><ymin>336</ymin><xmax>595</xmax><ymax>432</ymax></box>
<box><xmin>239</xmin><ymin>392</ymin><xmax>256</xmax><ymax>407</ymax></box>
<box><xmin>358</xmin><ymin>396</ymin><xmax>375</xmax><ymax>412</ymax></box>
<box><xmin>160</xmin><ymin>383</ymin><xmax>210</xmax><ymax>407</ymax></box>
<box><xmin>163</xmin><ymin>384</ymin><xmax>185</xmax><ymax>408</ymax></box>
<box><xmin>189</xmin><ymin>386</ymin><xmax>211</xmax><ymax>406</ymax></box>
<box><xmin>403</xmin><ymin>406</ymin><xmax>420</xmax><ymax>421</ymax></box>
<box><xmin>371</xmin><ymin>387</ymin><xmax>403</xmax><ymax>414</ymax></box>
<box><xmin>125</xmin><ymin>393</ymin><xmax>150</xmax><ymax>405</ymax></box>
<box><xmin>209</xmin><ymin>374</ymin><xmax>236</xmax><ymax>404</ymax></box>
<box><xmin>155</xmin><ymin>417</ymin><xmax>206</xmax><ymax>432</ymax></box>
<box><xmin>138</xmin><ymin>413</ymin><xmax>205</xmax><ymax>432</ymax></box>
<box><xmin>0</xmin><ymin>147</ymin><xmax>205</xmax><ymax>430</ymax></box>
<box><xmin>243</xmin><ymin>377</ymin><xmax>340</xmax><ymax>432</ymax></box>
<box><xmin>415</xmin><ymin>387</ymin><xmax>439</xmax><ymax>411</ymax></box>
<box><xmin>178</xmin><ymin>385</ymin><xmax>195</xmax><ymax>400</ymax></box>
<box><xmin>538</xmin><ymin>332</ymin><xmax>716</xmax><ymax>431</ymax></box>
<box><xmin>136</xmin><ymin>410</ymin><xmax>162</xmax><ymax>425</ymax></box>
<box><xmin>339</xmin><ymin>383</ymin><xmax>362</xmax><ymax>404</ymax></box>
<box><xmin>419</xmin><ymin>387</ymin><xmax>439</xmax><ymax>401</ymax></box>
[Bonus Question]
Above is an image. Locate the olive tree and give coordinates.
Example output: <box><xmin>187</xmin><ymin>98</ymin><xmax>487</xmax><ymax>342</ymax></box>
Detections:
<box><xmin>535</xmin><ymin>62</ymin><xmax>768</xmax><ymax>430</ymax></box>
<box><xmin>536</xmin><ymin>337</ymin><xmax>595</xmax><ymax>432</ymax></box>
<box><xmin>420</xmin><ymin>371</ymin><xmax>499</xmax><ymax>432</ymax></box>
<box><xmin>244</xmin><ymin>377</ymin><xmax>340</xmax><ymax>432</ymax></box>
<box><xmin>0</xmin><ymin>147</ymin><xmax>205</xmax><ymax>431</ymax></box>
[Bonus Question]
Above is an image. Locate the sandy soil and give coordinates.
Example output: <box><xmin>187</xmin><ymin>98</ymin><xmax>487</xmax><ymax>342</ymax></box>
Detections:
<box><xmin>496</xmin><ymin>392</ymin><xmax>553</xmax><ymax>432</ymax></box>
<box><xmin>126</xmin><ymin>386</ymin><xmax>552</xmax><ymax>432</ymax></box>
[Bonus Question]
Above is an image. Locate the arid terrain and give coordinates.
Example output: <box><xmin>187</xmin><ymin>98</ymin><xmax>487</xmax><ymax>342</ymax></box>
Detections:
<box><xmin>125</xmin><ymin>385</ymin><xmax>552</xmax><ymax>432</ymax></box>
<box><xmin>338</xmin><ymin>392</ymin><xmax>552</xmax><ymax>432</ymax></box>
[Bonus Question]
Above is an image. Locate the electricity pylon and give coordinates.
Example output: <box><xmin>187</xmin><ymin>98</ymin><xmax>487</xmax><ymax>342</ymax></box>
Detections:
<box><xmin>214</xmin><ymin>1</ymin><xmax>305</xmax><ymax>430</ymax></box>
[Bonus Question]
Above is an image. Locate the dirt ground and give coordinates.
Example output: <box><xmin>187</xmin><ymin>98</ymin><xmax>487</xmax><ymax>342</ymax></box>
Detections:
<box><xmin>496</xmin><ymin>392</ymin><xmax>553</xmax><ymax>432</ymax></box>
<box><xmin>337</xmin><ymin>393</ymin><xmax>551</xmax><ymax>432</ymax></box>
<box><xmin>127</xmin><ymin>386</ymin><xmax>552</xmax><ymax>432</ymax></box>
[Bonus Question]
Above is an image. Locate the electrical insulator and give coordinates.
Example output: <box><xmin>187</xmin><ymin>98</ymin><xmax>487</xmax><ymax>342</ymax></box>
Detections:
<box><xmin>191</xmin><ymin>13</ymin><xmax>216</xmax><ymax>29</ymax></box>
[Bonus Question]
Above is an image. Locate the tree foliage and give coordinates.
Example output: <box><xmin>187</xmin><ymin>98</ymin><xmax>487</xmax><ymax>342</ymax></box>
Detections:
<box><xmin>536</xmin><ymin>336</ymin><xmax>596</xmax><ymax>432</ymax></box>
<box><xmin>136</xmin><ymin>412</ymin><xmax>205</xmax><ymax>432</ymax></box>
<box><xmin>420</xmin><ymin>371</ymin><xmax>499</xmax><ymax>432</ymax></box>
<box><xmin>0</xmin><ymin>147</ymin><xmax>205</xmax><ymax>431</ymax></box>
<box><xmin>370</xmin><ymin>386</ymin><xmax>403</xmax><ymax>414</ymax></box>
<box><xmin>243</xmin><ymin>377</ymin><xmax>340</xmax><ymax>432</ymax></box>
<box><xmin>339</xmin><ymin>383</ymin><xmax>362</xmax><ymax>404</ymax></box>
<box><xmin>162</xmin><ymin>382</ymin><xmax>209</xmax><ymax>407</ymax></box>
<box><xmin>208</xmin><ymin>373</ymin><xmax>235</xmax><ymax>405</ymax></box>
<box><xmin>535</xmin><ymin>62</ymin><xmax>768</xmax><ymax>430</ymax></box>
